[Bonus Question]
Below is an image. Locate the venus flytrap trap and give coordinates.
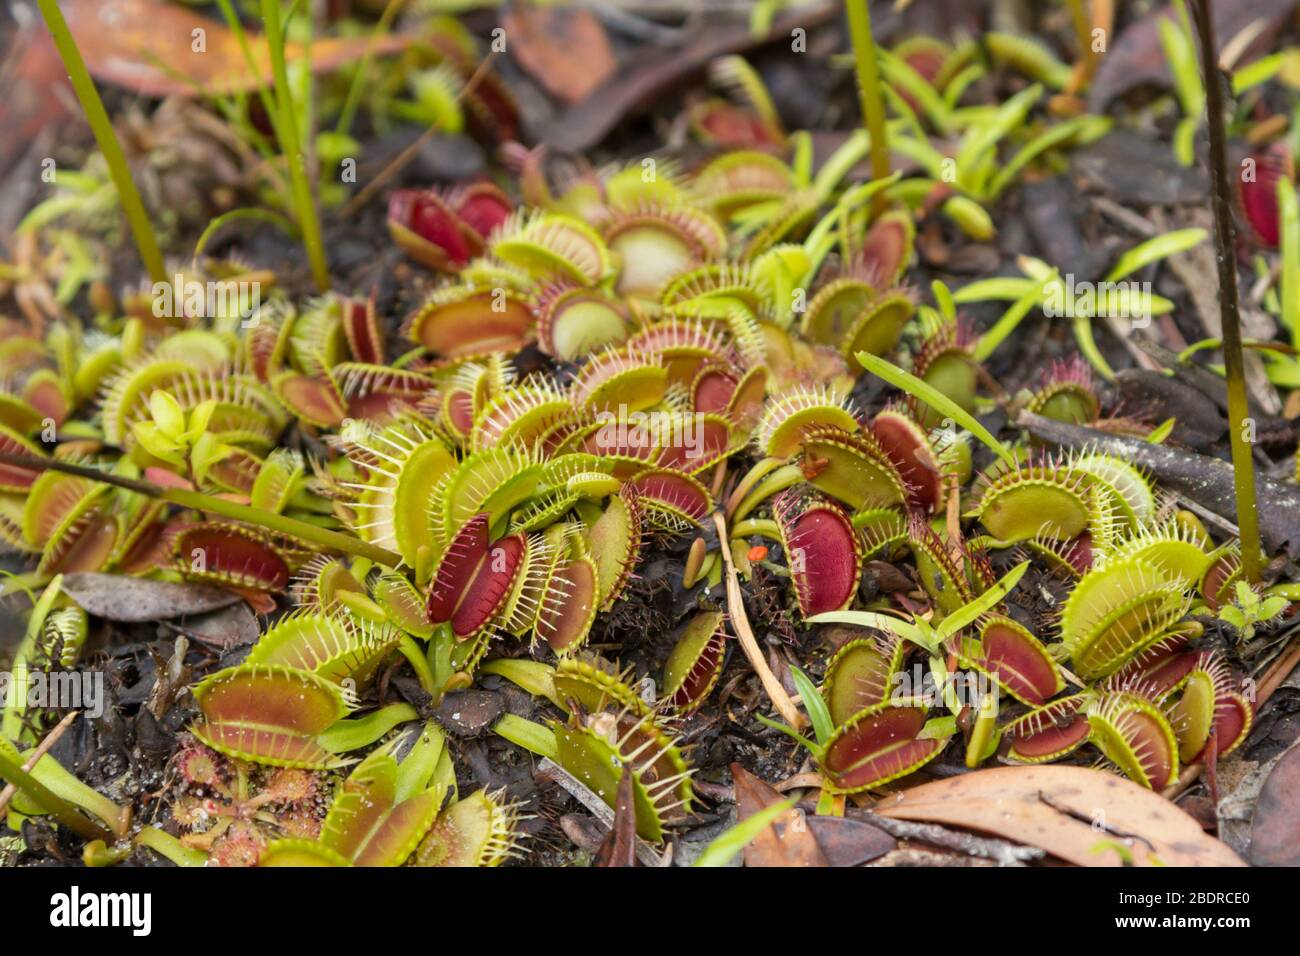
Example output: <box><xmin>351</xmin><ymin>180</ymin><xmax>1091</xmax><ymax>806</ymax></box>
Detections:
<box><xmin>493</xmin><ymin>658</ymin><xmax>694</xmax><ymax>843</ymax></box>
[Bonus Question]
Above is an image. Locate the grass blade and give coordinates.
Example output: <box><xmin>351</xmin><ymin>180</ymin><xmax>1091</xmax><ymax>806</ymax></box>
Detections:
<box><xmin>35</xmin><ymin>0</ymin><xmax>166</xmax><ymax>285</ymax></box>
<box><xmin>692</xmin><ymin>798</ymin><xmax>796</xmax><ymax>867</ymax></box>
<box><xmin>856</xmin><ymin>351</ymin><xmax>1014</xmax><ymax>463</ymax></box>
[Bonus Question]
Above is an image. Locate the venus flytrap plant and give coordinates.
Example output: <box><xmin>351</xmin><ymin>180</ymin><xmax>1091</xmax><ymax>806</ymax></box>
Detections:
<box><xmin>746</xmin><ymin>562</ymin><xmax>1039</xmax><ymax>794</ymax></box>
<box><xmin>493</xmin><ymin>662</ymin><xmax>695</xmax><ymax>843</ymax></box>
<box><xmin>4</xmin><ymin>27</ymin><xmax>1293</xmax><ymax>862</ymax></box>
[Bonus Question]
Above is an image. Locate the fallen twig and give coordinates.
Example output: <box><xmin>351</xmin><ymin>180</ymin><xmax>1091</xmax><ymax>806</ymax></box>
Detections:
<box><xmin>859</xmin><ymin>811</ymin><xmax>1043</xmax><ymax>866</ymax></box>
<box><xmin>712</xmin><ymin>512</ymin><xmax>805</xmax><ymax>730</ymax></box>
<box><xmin>0</xmin><ymin>710</ymin><xmax>81</xmax><ymax>818</ymax></box>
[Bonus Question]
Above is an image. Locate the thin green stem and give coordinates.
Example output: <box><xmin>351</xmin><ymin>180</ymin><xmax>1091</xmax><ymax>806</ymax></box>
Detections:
<box><xmin>0</xmin><ymin>450</ymin><xmax>402</xmax><ymax>567</ymax></box>
<box><xmin>1278</xmin><ymin>177</ymin><xmax>1300</xmax><ymax>348</ymax></box>
<box><xmin>1191</xmin><ymin>0</ymin><xmax>1262</xmax><ymax>582</ymax></box>
<box><xmin>35</xmin><ymin>0</ymin><xmax>166</xmax><ymax>286</ymax></box>
<box><xmin>193</xmin><ymin>207</ymin><xmax>298</xmax><ymax>261</ymax></box>
<box><xmin>845</xmin><ymin>1</ymin><xmax>891</xmax><ymax>212</ymax></box>
<box><xmin>262</xmin><ymin>0</ymin><xmax>331</xmax><ymax>290</ymax></box>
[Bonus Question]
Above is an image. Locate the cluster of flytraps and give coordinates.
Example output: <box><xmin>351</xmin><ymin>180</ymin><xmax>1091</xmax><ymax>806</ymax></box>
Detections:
<box><xmin>0</xmin><ymin>49</ymin><xmax>1273</xmax><ymax>862</ymax></box>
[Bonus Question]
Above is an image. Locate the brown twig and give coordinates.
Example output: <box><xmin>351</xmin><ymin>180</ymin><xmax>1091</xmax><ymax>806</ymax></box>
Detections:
<box><xmin>861</xmin><ymin>811</ymin><xmax>1043</xmax><ymax>865</ymax></box>
<box><xmin>1256</xmin><ymin>633</ymin><xmax>1300</xmax><ymax>704</ymax></box>
<box><xmin>711</xmin><ymin>512</ymin><xmax>804</xmax><ymax>730</ymax></box>
<box><xmin>0</xmin><ymin>710</ymin><xmax>80</xmax><ymax>818</ymax></box>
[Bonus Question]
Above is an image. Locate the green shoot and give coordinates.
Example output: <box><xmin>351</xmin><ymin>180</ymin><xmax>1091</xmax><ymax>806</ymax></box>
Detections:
<box><xmin>193</xmin><ymin>208</ymin><xmax>298</xmax><ymax>260</ymax></box>
<box><xmin>811</xmin><ymin>562</ymin><xmax>1030</xmax><ymax>650</ymax></box>
<box><xmin>317</xmin><ymin>703</ymin><xmax>419</xmax><ymax>753</ymax></box>
<box><xmin>0</xmin><ymin>741</ymin><xmax>112</xmax><ymax>843</ymax></box>
<box><xmin>34</xmin><ymin>0</ymin><xmax>166</xmax><ymax>286</ymax></box>
<box><xmin>958</xmin><ymin>229</ymin><xmax>1205</xmax><ymax>376</ymax></box>
<box><xmin>972</xmin><ymin>267</ymin><xmax>1060</xmax><ymax>362</ymax></box>
<box><xmin>845</xmin><ymin>1</ymin><xmax>891</xmax><ymax>210</ymax></box>
<box><xmin>0</xmin><ymin>449</ymin><xmax>402</xmax><ymax>568</ymax></box>
<box><xmin>1159</xmin><ymin>0</ymin><xmax>1204</xmax><ymax>167</ymax></box>
<box><xmin>789</xmin><ymin>667</ymin><xmax>834</xmax><ymax>745</ymax></box>
<box><xmin>261</xmin><ymin>0</ymin><xmax>331</xmax><ymax>291</ymax></box>
<box><xmin>336</xmin><ymin>0</ymin><xmax>409</xmax><ymax>136</ymax></box>
<box><xmin>1217</xmin><ymin>581</ymin><xmax>1289</xmax><ymax>640</ymax></box>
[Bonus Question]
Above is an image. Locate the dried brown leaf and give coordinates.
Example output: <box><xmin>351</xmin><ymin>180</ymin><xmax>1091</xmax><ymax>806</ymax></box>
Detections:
<box><xmin>62</xmin><ymin>573</ymin><xmax>239</xmax><ymax>622</ymax></box>
<box><xmin>730</xmin><ymin>763</ymin><xmax>827</xmax><ymax>867</ymax></box>
<box><xmin>501</xmin><ymin>5</ymin><xmax>615</xmax><ymax>104</ymax></box>
<box><xmin>57</xmin><ymin>0</ymin><xmax>408</xmax><ymax>97</ymax></box>
<box><xmin>594</xmin><ymin>766</ymin><xmax>638</xmax><ymax>867</ymax></box>
<box><xmin>1248</xmin><ymin>741</ymin><xmax>1300</xmax><ymax>866</ymax></box>
<box><xmin>875</xmin><ymin>765</ymin><xmax>1244</xmax><ymax>867</ymax></box>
